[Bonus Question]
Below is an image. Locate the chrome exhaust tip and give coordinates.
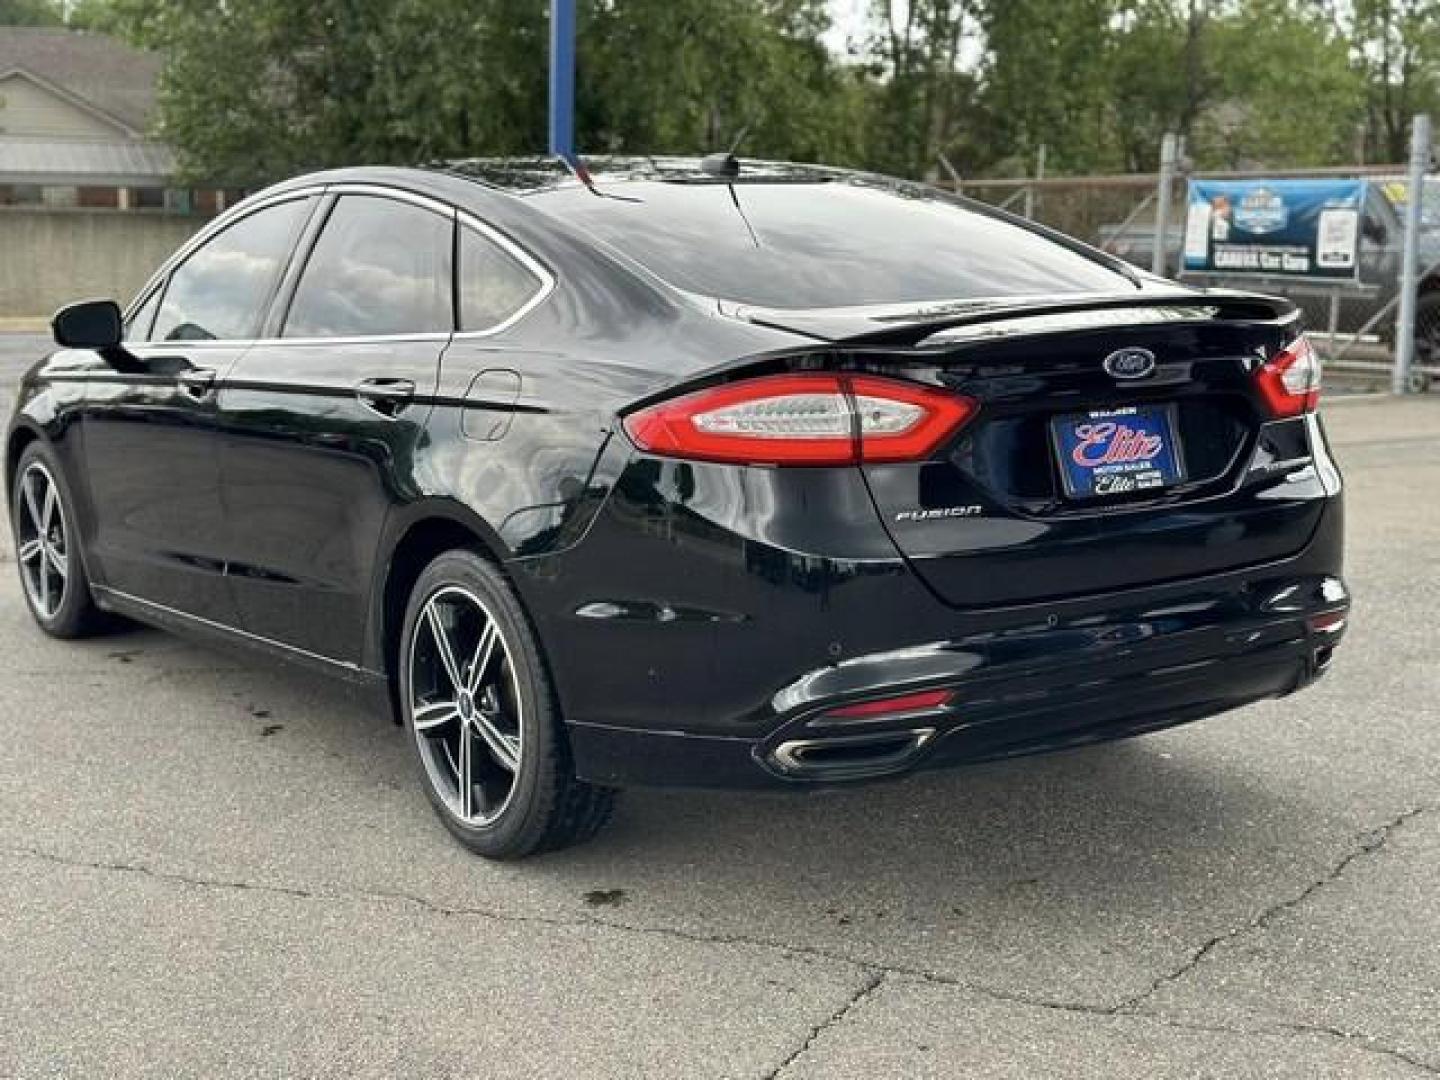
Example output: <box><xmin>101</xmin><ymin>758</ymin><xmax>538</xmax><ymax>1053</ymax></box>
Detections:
<box><xmin>770</xmin><ymin>727</ymin><xmax>936</xmax><ymax>779</ymax></box>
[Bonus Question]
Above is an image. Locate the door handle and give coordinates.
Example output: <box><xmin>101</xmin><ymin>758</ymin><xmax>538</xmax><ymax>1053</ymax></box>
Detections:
<box><xmin>177</xmin><ymin>367</ymin><xmax>216</xmax><ymax>397</ymax></box>
<box><xmin>355</xmin><ymin>378</ymin><xmax>416</xmax><ymax>416</ymax></box>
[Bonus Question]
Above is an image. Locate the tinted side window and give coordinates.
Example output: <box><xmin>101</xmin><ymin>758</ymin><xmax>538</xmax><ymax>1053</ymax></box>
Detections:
<box><xmin>459</xmin><ymin>226</ymin><xmax>543</xmax><ymax>331</ymax></box>
<box><xmin>284</xmin><ymin>196</ymin><xmax>454</xmax><ymax>338</ymax></box>
<box><xmin>152</xmin><ymin>198</ymin><xmax>310</xmax><ymax>341</ymax></box>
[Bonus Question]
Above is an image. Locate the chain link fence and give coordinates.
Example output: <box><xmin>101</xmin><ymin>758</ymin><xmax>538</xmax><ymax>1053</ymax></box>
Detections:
<box><xmin>945</xmin><ymin>163</ymin><xmax>1440</xmax><ymax>393</ymax></box>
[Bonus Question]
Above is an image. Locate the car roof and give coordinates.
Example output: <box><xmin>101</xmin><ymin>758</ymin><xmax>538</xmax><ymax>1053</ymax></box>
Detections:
<box><xmin>240</xmin><ymin>158</ymin><xmax>1147</xmax><ymax>315</ymax></box>
<box><xmin>428</xmin><ymin>155</ymin><xmax>853</xmax><ymax>195</ymax></box>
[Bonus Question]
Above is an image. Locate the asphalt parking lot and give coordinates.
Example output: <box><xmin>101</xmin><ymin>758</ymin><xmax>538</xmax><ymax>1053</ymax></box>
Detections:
<box><xmin>0</xmin><ymin>330</ymin><xmax>1437</xmax><ymax>1078</ymax></box>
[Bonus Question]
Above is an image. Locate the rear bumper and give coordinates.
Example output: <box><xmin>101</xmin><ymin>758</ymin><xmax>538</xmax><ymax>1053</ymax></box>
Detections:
<box><xmin>567</xmin><ymin>568</ymin><xmax>1347</xmax><ymax>789</ymax></box>
<box><xmin>508</xmin><ymin>447</ymin><xmax>1347</xmax><ymax>791</ymax></box>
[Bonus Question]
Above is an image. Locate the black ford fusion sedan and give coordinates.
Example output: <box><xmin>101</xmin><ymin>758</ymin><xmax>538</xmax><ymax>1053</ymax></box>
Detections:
<box><xmin>7</xmin><ymin>157</ymin><xmax>1348</xmax><ymax>858</ymax></box>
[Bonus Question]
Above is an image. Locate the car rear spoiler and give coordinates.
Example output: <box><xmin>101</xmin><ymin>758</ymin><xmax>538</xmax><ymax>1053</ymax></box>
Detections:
<box><xmin>732</xmin><ymin>289</ymin><xmax>1299</xmax><ymax>346</ymax></box>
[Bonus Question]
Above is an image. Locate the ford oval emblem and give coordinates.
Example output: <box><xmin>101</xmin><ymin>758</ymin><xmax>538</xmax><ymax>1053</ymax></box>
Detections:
<box><xmin>1103</xmin><ymin>347</ymin><xmax>1157</xmax><ymax>380</ymax></box>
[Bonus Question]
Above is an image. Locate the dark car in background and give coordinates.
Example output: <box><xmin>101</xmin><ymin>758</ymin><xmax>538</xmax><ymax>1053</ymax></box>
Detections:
<box><xmin>7</xmin><ymin>158</ymin><xmax>1349</xmax><ymax>858</ymax></box>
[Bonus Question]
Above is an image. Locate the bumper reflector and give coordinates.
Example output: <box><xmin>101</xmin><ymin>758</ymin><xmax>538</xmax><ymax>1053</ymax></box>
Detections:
<box><xmin>820</xmin><ymin>688</ymin><xmax>953</xmax><ymax>721</ymax></box>
<box><xmin>1308</xmin><ymin>611</ymin><xmax>1348</xmax><ymax>635</ymax></box>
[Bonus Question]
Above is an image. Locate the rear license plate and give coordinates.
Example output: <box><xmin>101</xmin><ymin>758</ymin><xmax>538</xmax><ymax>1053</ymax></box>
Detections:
<box><xmin>1051</xmin><ymin>405</ymin><xmax>1185</xmax><ymax>500</ymax></box>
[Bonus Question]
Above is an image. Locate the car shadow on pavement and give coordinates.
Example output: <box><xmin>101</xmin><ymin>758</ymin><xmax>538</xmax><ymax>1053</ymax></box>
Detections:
<box><xmin>517</xmin><ymin>720</ymin><xmax>1332</xmax><ymax>957</ymax></box>
<box><xmin>5</xmin><ymin>586</ymin><xmax>1335</xmax><ymax>986</ymax></box>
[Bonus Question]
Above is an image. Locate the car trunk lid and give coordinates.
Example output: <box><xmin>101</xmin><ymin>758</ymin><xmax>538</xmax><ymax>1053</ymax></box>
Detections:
<box><xmin>748</xmin><ymin>294</ymin><xmax>1328</xmax><ymax>609</ymax></box>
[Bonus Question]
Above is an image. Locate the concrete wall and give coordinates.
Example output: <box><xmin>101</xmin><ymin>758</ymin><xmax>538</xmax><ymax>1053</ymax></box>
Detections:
<box><xmin>0</xmin><ymin>207</ymin><xmax>205</xmax><ymax>316</ymax></box>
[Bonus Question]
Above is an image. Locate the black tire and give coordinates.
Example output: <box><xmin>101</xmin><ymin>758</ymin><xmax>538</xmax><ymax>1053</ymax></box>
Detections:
<box><xmin>9</xmin><ymin>441</ymin><xmax>107</xmax><ymax>639</ymax></box>
<box><xmin>398</xmin><ymin>548</ymin><xmax>616</xmax><ymax>859</ymax></box>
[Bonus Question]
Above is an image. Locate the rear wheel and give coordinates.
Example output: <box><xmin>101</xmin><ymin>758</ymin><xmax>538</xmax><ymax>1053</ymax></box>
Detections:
<box><xmin>10</xmin><ymin>442</ymin><xmax>105</xmax><ymax>638</ymax></box>
<box><xmin>399</xmin><ymin>549</ymin><xmax>616</xmax><ymax>859</ymax></box>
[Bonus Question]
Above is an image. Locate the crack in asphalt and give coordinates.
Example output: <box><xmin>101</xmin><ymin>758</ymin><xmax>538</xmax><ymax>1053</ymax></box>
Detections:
<box><xmin>0</xmin><ymin>841</ymin><xmax>1099</xmax><ymax>1008</ymax></box>
<box><xmin>1116</xmin><ymin>805</ymin><xmax>1430</xmax><ymax>1015</ymax></box>
<box><xmin>7</xmin><ymin>808</ymin><xmax>1436</xmax><ymax>1076</ymax></box>
<box><xmin>763</xmin><ymin>971</ymin><xmax>885</xmax><ymax>1080</ymax></box>
<box><xmin>1267</xmin><ymin>1020</ymin><xmax>1440</xmax><ymax>1076</ymax></box>
<box><xmin>1126</xmin><ymin>1014</ymin><xmax>1440</xmax><ymax>1077</ymax></box>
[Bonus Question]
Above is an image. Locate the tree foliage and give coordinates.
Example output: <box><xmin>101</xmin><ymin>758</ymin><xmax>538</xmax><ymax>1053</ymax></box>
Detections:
<box><xmin>863</xmin><ymin>0</ymin><xmax>976</xmax><ymax>177</ymax></box>
<box><xmin>0</xmin><ymin>0</ymin><xmax>61</xmax><ymax>25</ymax></box>
<box><xmin>11</xmin><ymin>0</ymin><xmax>1440</xmax><ymax>182</ymax></box>
<box><xmin>581</xmin><ymin>0</ymin><xmax>864</xmax><ymax>163</ymax></box>
<box><xmin>1350</xmin><ymin>0</ymin><xmax>1440</xmax><ymax>161</ymax></box>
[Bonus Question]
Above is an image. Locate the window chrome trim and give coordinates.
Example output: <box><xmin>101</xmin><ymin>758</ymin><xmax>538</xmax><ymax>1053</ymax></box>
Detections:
<box><xmin>122</xmin><ymin>179</ymin><xmax>558</xmax><ymax>348</ymax></box>
<box><xmin>326</xmin><ymin>182</ymin><xmax>458</xmax><ymax>219</ymax></box>
<box><xmin>250</xmin><ymin>332</ymin><xmax>456</xmax><ymax>347</ymax></box>
<box><xmin>453</xmin><ymin>208</ymin><xmax>557</xmax><ymax>339</ymax></box>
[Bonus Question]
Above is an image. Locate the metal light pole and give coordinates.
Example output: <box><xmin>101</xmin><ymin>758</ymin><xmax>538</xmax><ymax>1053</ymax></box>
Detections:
<box><xmin>549</xmin><ymin>0</ymin><xmax>576</xmax><ymax>163</ymax></box>
<box><xmin>1393</xmin><ymin>113</ymin><xmax>1431</xmax><ymax>396</ymax></box>
<box><xmin>1152</xmin><ymin>132</ymin><xmax>1178</xmax><ymax>277</ymax></box>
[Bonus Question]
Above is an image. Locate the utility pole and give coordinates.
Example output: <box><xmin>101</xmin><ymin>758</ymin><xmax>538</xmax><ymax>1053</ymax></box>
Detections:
<box><xmin>1394</xmin><ymin>114</ymin><xmax>1431</xmax><ymax>395</ymax></box>
<box><xmin>549</xmin><ymin>0</ymin><xmax>576</xmax><ymax>163</ymax></box>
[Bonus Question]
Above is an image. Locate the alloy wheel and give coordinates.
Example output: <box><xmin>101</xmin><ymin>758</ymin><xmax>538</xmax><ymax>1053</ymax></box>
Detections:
<box><xmin>408</xmin><ymin>585</ymin><xmax>524</xmax><ymax>826</ymax></box>
<box><xmin>15</xmin><ymin>462</ymin><xmax>69</xmax><ymax>620</ymax></box>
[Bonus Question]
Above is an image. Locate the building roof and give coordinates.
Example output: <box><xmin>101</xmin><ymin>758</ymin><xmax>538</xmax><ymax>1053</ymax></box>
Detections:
<box><xmin>0</xmin><ymin>28</ymin><xmax>160</xmax><ymax>135</ymax></box>
<box><xmin>0</xmin><ymin>135</ymin><xmax>174</xmax><ymax>185</ymax></box>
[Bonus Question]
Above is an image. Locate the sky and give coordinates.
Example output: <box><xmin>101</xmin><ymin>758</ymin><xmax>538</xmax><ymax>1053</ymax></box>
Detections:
<box><xmin>825</xmin><ymin>0</ymin><xmax>872</xmax><ymax>55</ymax></box>
<box><xmin>824</xmin><ymin>2</ymin><xmax>982</xmax><ymax>68</ymax></box>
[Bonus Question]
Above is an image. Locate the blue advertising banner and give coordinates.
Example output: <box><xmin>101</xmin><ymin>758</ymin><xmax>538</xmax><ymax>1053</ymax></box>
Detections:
<box><xmin>1182</xmin><ymin>178</ymin><xmax>1365</xmax><ymax>280</ymax></box>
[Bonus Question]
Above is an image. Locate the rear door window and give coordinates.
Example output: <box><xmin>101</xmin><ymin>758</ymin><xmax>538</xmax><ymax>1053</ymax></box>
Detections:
<box><xmin>151</xmin><ymin>197</ymin><xmax>311</xmax><ymax>341</ymax></box>
<box><xmin>284</xmin><ymin>195</ymin><xmax>454</xmax><ymax>338</ymax></box>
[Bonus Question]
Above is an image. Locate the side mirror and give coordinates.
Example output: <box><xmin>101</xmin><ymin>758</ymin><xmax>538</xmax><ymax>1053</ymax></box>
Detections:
<box><xmin>52</xmin><ymin>299</ymin><xmax>123</xmax><ymax>350</ymax></box>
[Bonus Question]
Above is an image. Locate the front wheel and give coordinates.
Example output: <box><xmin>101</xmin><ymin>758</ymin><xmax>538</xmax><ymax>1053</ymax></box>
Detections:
<box><xmin>10</xmin><ymin>442</ymin><xmax>106</xmax><ymax>638</ymax></box>
<box><xmin>399</xmin><ymin>549</ymin><xmax>616</xmax><ymax>859</ymax></box>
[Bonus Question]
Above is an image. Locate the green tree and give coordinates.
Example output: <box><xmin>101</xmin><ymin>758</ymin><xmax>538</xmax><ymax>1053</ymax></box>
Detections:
<box><xmin>1109</xmin><ymin>0</ymin><xmax>1218</xmax><ymax>171</ymax></box>
<box><xmin>1198</xmin><ymin>0</ymin><xmax>1363</xmax><ymax>168</ymax></box>
<box><xmin>1110</xmin><ymin>0</ymin><xmax>1363</xmax><ymax>171</ymax></box>
<box><xmin>863</xmin><ymin>0</ymin><xmax>978</xmax><ymax>178</ymax></box>
<box><xmin>0</xmin><ymin>0</ymin><xmax>60</xmax><ymax>25</ymax></box>
<box><xmin>101</xmin><ymin>0</ymin><xmax>857</xmax><ymax>183</ymax></box>
<box><xmin>580</xmin><ymin>0</ymin><xmax>861</xmax><ymax>164</ymax></box>
<box><xmin>1349</xmin><ymin>0</ymin><xmax>1440</xmax><ymax>162</ymax></box>
<box><xmin>76</xmin><ymin>0</ymin><xmax>1422</xmax><ymax>185</ymax></box>
<box><xmin>100</xmin><ymin>0</ymin><xmax>549</xmax><ymax>183</ymax></box>
<box><xmin>977</xmin><ymin>0</ymin><xmax>1120</xmax><ymax>174</ymax></box>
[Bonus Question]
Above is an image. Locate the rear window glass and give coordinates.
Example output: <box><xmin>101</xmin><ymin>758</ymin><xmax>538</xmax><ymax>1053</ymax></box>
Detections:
<box><xmin>531</xmin><ymin>179</ymin><xmax>1130</xmax><ymax>309</ymax></box>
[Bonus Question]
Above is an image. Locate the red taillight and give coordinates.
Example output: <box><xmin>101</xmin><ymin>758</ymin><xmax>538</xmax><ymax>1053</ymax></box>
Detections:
<box><xmin>822</xmin><ymin>688</ymin><xmax>953</xmax><ymax>720</ymax></box>
<box><xmin>622</xmin><ymin>373</ymin><xmax>977</xmax><ymax>466</ymax></box>
<box><xmin>1308</xmin><ymin>610</ymin><xmax>1347</xmax><ymax>635</ymax></box>
<box><xmin>1256</xmin><ymin>334</ymin><xmax>1322</xmax><ymax>418</ymax></box>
